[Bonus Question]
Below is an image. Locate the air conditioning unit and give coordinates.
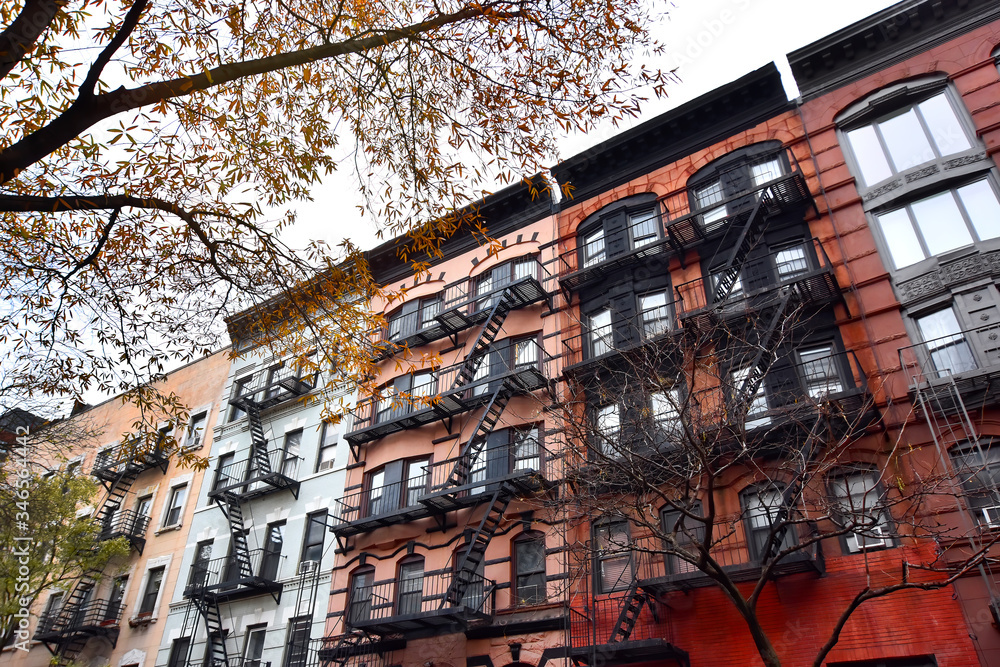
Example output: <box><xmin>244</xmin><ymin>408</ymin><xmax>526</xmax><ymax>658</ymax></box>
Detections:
<box><xmin>846</xmin><ymin>524</ymin><xmax>890</xmax><ymax>552</ymax></box>
<box><xmin>979</xmin><ymin>505</ymin><xmax>1000</xmax><ymax>527</ymax></box>
<box><xmin>298</xmin><ymin>560</ymin><xmax>319</xmax><ymax>575</ymax></box>
<box><xmin>318</xmin><ymin>459</ymin><xmax>336</xmax><ymax>472</ymax></box>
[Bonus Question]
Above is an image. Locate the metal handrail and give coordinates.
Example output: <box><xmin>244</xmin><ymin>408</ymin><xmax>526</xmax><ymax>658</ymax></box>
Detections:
<box><xmin>346</xmin><ymin>570</ymin><xmax>495</xmax><ymax>628</ymax></box>
<box><xmin>185</xmin><ymin>548</ymin><xmax>280</xmax><ymax>593</ymax></box>
<box><xmin>99</xmin><ymin>509</ymin><xmax>151</xmax><ymax>542</ymax></box>
<box><xmin>898</xmin><ymin>321</ymin><xmax>1000</xmax><ymax>386</ymax></box>
<box><xmin>209</xmin><ymin>448</ymin><xmax>303</xmax><ymax>495</ymax></box>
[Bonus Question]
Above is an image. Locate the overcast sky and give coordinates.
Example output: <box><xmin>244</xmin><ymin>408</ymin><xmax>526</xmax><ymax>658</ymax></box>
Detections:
<box><xmin>281</xmin><ymin>0</ymin><xmax>899</xmax><ymax>253</ymax></box>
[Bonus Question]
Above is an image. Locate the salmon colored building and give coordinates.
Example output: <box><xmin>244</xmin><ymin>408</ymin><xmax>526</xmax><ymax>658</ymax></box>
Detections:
<box><xmin>3</xmin><ymin>351</ymin><xmax>231</xmax><ymax>667</ymax></box>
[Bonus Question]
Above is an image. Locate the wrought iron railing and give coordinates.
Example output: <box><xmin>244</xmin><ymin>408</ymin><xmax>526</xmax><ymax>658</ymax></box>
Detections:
<box><xmin>92</xmin><ymin>441</ymin><xmax>170</xmax><ymax>478</ymax></box>
<box><xmin>99</xmin><ymin>509</ymin><xmax>150</xmax><ymax>543</ymax></box>
<box><xmin>208</xmin><ymin>448</ymin><xmax>302</xmax><ymax>496</ymax></box>
<box><xmin>562</xmin><ymin>298</ymin><xmax>682</xmax><ymax>368</ymax></box>
<box><xmin>424</xmin><ymin>439</ymin><xmax>552</xmax><ymax>493</ymax></box>
<box><xmin>185</xmin><ymin>548</ymin><xmax>281</xmax><ymax>595</ymax></box>
<box><xmin>898</xmin><ymin>321</ymin><xmax>1000</xmax><ymax>387</ymax></box>
<box><xmin>345</xmin><ymin>570</ymin><xmax>494</xmax><ymax>629</ymax></box>
<box><xmin>231</xmin><ymin>362</ymin><xmax>317</xmax><ymax>409</ymax></box>
<box><xmin>567</xmin><ymin>592</ymin><xmax>673</xmax><ymax>649</ymax></box>
<box><xmin>35</xmin><ymin>599</ymin><xmax>125</xmax><ymax>639</ymax></box>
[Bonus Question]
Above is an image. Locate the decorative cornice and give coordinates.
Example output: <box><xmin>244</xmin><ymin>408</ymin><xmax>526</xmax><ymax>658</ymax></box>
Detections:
<box><xmin>896</xmin><ymin>248</ymin><xmax>1000</xmax><ymax>303</ymax></box>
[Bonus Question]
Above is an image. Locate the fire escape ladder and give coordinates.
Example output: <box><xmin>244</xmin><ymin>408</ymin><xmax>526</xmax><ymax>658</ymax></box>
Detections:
<box><xmin>443</xmin><ymin>482</ymin><xmax>513</xmax><ymax>607</ymax></box>
<box><xmin>94</xmin><ymin>464</ymin><xmax>142</xmax><ymax>538</ymax></box>
<box><xmin>191</xmin><ymin>595</ymin><xmax>230</xmax><ymax>667</ymax></box>
<box><xmin>452</xmin><ymin>288</ymin><xmax>519</xmax><ymax>391</ymax></box>
<box><xmin>709</xmin><ymin>188</ymin><xmax>773</xmax><ymax>304</ymax></box>
<box><xmin>214</xmin><ymin>491</ymin><xmax>255</xmax><ymax>580</ymax></box>
<box><xmin>328</xmin><ymin>631</ymin><xmax>370</xmax><ymax>667</ymax></box>
<box><xmin>55</xmin><ymin>636</ymin><xmax>90</xmax><ymax>666</ymax></box>
<box><xmin>446</xmin><ymin>381</ymin><xmax>514</xmax><ymax>487</ymax></box>
<box><xmin>245</xmin><ymin>400</ymin><xmax>274</xmax><ymax>476</ymax></box>
<box><xmin>735</xmin><ymin>287</ymin><xmax>799</xmax><ymax>407</ymax></box>
<box><xmin>608</xmin><ymin>578</ymin><xmax>647</xmax><ymax>643</ymax></box>
<box><xmin>762</xmin><ymin>413</ymin><xmax>825</xmax><ymax>564</ymax></box>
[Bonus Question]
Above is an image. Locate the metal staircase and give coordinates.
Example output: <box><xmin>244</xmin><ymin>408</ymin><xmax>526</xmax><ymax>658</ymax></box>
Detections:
<box><xmin>445</xmin><ymin>383</ymin><xmax>515</xmax><ymax>487</ymax></box>
<box><xmin>452</xmin><ymin>288</ymin><xmax>519</xmax><ymax>391</ymax></box>
<box><xmin>213</xmin><ymin>492</ymin><xmax>255</xmax><ymax>580</ymax></box>
<box><xmin>734</xmin><ymin>287</ymin><xmax>801</xmax><ymax>411</ymax></box>
<box><xmin>190</xmin><ymin>595</ymin><xmax>231</xmax><ymax>667</ymax></box>
<box><xmin>443</xmin><ymin>482</ymin><xmax>513</xmax><ymax>606</ymax></box>
<box><xmin>709</xmin><ymin>189</ymin><xmax>775</xmax><ymax>304</ymax></box>
<box><xmin>608</xmin><ymin>578</ymin><xmax>647</xmax><ymax>643</ymax></box>
<box><xmin>245</xmin><ymin>401</ymin><xmax>273</xmax><ymax>478</ymax></box>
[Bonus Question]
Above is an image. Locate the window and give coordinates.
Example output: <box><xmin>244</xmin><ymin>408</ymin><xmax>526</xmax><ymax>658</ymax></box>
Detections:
<box><xmin>577</xmin><ymin>202</ymin><xmax>660</xmax><ymax>269</ymax></box>
<box><xmin>184</xmin><ymin>412</ymin><xmax>207</xmax><ymax>449</ymax></box>
<box><xmin>243</xmin><ymin>625</ymin><xmax>267</xmax><ymax>667</ymax></box>
<box><xmin>594</xmin><ymin>520</ymin><xmax>632</xmax><ymax>592</ymax></box>
<box><xmin>916</xmin><ymin>307</ymin><xmax>976</xmax><ymax>375</ymax></box>
<box><xmin>589</xmin><ymin>308</ymin><xmax>613</xmax><ymax>357</ymax></box>
<box><xmin>774</xmin><ymin>244</ymin><xmax>809</xmax><ymax>280</ymax></box>
<box><xmin>214</xmin><ymin>452</ymin><xmax>236</xmax><ymax>491</ymax></box>
<box><xmin>829</xmin><ymin>470</ymin><xmax>892</xmax><ymax>552</ymax></box>
<box><xmin>661</xmin><ymin>503</ymin><xmax>704</xmax><ymax>575</ymax></box>
<box><xmin>300</xmin><ymin>511</ymin><xmax>326</xmax><ymax>564</ymax></box>
<box><xmin>513</xmin><ymin>532</ymin><xmax>546</xmax><ymax>605</ymax></box>
<box><xmin>874</xmin><ymin>179</ymin><xmax>1000</xmax><ymax>269</ymax></box>
<box><xmin>650</xmin><ymin>389</ymin><xmax>682</xmax><ymax>444</ymax></box>
<box><xmin>261</xmin><ymin>522</ymin><xmax>284</xmax><ymax>580</ymax></box>
<box><xmin>368</xmin><ymin>468</ymin><xmax>387</xmax><ymax>516</ymax></box>
<box><xmin>639</xmin><ymin>291</ymin><xmax>671</xmax><ymax>339</ymax></box>
<box><xmin>281</xmin><ymin>429</ymin><xmax>302</xmax><ymax>479</ymax></box>
<box><xmin>396</xmin><ymin>558</ymin><xmax>425</xmax><ymax>615</ymax></box>
<box><xmin>167</xmin><ymin>637</ymin><xmax>191</xmax><ymax>667</ymax></box>
<box><xmin>41</xmin><ymin>592</ymin><xmax>64</xmax><ymax>624</ymax></box>
<box><xmin>265</xmin><ymin>364</ymin><xmax>283</xmax><ymax>399</ymax></box>
<box><xmin>230</xmin><ymin>376</ymin><xmax>253</xmax><ymax>421</ymax></box>
<box><xmin>190</xmin><ymin>540</ymin><xmax>213</xmax><ymax>588</ymax></box>
<box><xmin>593</xmin><ymin>403</ymin><xmax>621</xmax><ymax>458</ymax></box>
<box><xmin>453</xmin><ymin>548</ymin><xmax>486</xmax><ymax>609</ymax></box>
<box><xmin>731</xmin><ymin>366</ymin><xmax>770</xmax><ymax>428</ymax></box>
<box><xmin>798</xmin><ymin>345</ymin><xmax>843</xmax><ymax>398</ymax></box>
<box><xmin>843</xmin><ymin>90</ymin><xmax>972</xmax><ymax>188</ymax></box>
<box><xmin>951</xmin><ymin>441</ymin><xmax>1000</xmax><ymax>527</ymax></box>
<box><xmin>284</xmin><ymin>616</ymin><xmax>311</xmax><ymax>667</ymax></box>
<box><xmin>163</xmin><ymin>484</ymin><xmax>187</xmax><ymax>527</ymax></box>
<box><xmin>475</xmin><ymin>257</ymin><xmax>536</xmax><ymax>311</ymax></box>
<box><xmin>689</xmin><ymin>144</ymin><xmax>786</xmax><ymax>233</ymax></box>
<box><xmin>742</xmin><ymin>485</ymin><xmax>795</xmax><ymax>561</ymax></box>
<box><xmin>404</xmin><ymin>458</ymin><xmax>430</xmax><ymax>507</ymax></box>
<box><xmin>139</xmin><ymin>566</ymin><xmax>165</xmax><ymax>615</ymax></box>
<box><xmin>107</xmin><ymin>575</ymin><xmax>128</xmax><ymax>620</ymax></box>
<box><xmin>315</xmin><ymin>422</ymin><xmax>338</xmax><ymax>472</ymax></box>
<box><xmin>512</xmin><ymin>426</ymin><xmax>540</xmax><ymax>472</ymax></box>
<box><xmin>347</xmin><ymin>567</ymin><xmax>374</xmax><ymax>626</ymax></box>
<box><xmin>582</xmin><ymin>227</ymin><xmax>606</xmax><ymax>267</ymax></box>
<box><xmin>629</xmin><ymin>207</ymin><xmax>660</xmax><ymax>248</ymax></box>
<box><xmin>135</xmin><ymin>495</ymin><xmax>152</xmax><ymax>519</ymax></box>
<box><xmin>387</xmin><ymin>296</ymin><xmax>442</xmax><ymax>341</ymax></box>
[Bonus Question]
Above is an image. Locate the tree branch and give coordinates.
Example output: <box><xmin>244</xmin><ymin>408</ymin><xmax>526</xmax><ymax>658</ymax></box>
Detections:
<box><xmin>0</xmin><ymin>0</ymin><xmax>63</xmax><ymax>80</ymax></box>
<box><xmin>78</xmin><ymin>0</ymin><xmax>150</xmax><ymax>98</ymax></box>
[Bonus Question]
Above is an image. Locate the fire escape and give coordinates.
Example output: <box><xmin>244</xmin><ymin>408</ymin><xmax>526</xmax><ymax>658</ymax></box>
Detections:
<box><xmin>322</xmin><ymin>261</ymin><xmax>554</xmax><ymax>667</ymax></box>
<box><xmin>179</xmin><ymin>365</ymin><xmax>311</xmax><ymax>667</ymax></box>
<box><xmin>35</xmin><ymin>441</ymin><xmax>170</xmax><ymax>665</ymax></box>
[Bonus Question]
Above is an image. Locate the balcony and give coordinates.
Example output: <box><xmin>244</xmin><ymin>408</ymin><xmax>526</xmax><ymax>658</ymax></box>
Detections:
<box><xmin>345</xmin><ymin>570</ymin><xmax>494</xmax><ymax>635</ymax></box>
<box><xmin>207</xmin><ymin>448</ymin><xmax>301</xmax><ymax>501</ymax></box>
<box><xmin>898</xmin><ymin>321</ymin><xmax>1000</xmax><ymax>414</ymax></box>
<box><xmin>99</xmin><ymin>509</ymin><xmax>150</xmax><ymax>553</ymax></box>
<box><xmin>346</xmin><ymin>342</ymin><xmax>553</xmax><ymax>447</ymax></box>
<box><xmin>182</xmin><ymin>548</ymin><xmax>282</xmax><ymax>603</ymax></box>
<box><xmin>562</xmin><ymin>297</ymin><xmax>683</xmax><ymax>377</ymax></box>
<box><xmin>316</xmin><ymin>636</ymin><xmax>404</xmax><ymax>667</ymax></box>
<box><xmin>371</xmin><ymin>256</ymin><xmax>550</xmax><ymax>360</ymax></box>
<box><xmin>565</xmin><ymin>594</ymin><xmax>688</xmax><ymax>666</ymax></box>
<box><xmin>92</xmin><ymin>441</ymin><xmax>170</xmax><ymax>483</ymax></box>
<box><xmin>34</xmin><ymin>599</ymin><xmax>124</xmax><ymax>647</ymax></box>
<box><xmin>558</xmin><ymin>148</ymin><xmax>812</xmax><ymax>293</ymax></box>
<box><xmin>231</xmin><ymin>363</ymin><xmax>316</xmax><ymax>412</ymax></box>
<box><xmin>673</xmin><ymin>238</ymin><xmax>840</xmax><ymax>330</ymax></box>
<box><xmin>634</xmin><ymin>523</ymin><xmax>824</xmax><ymax>595</ymax></box>
<box><xmin>331</xmin><ymin>441</ymin><xmax>554</xmax><ymax>537</ymax></box>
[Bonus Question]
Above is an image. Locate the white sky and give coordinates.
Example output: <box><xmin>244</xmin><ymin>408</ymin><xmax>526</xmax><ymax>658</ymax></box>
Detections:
<box><xmin>282</xmin><ymin>0</ymin><xmax>899</xmax><ymax>253</ymax></box>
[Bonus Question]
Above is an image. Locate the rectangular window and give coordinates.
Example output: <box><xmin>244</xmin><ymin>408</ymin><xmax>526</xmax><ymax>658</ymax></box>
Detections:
<box><xmin>582</xmin><ymin>228</ymin><xmax>607</xmax><ymax>267</ymax></box>
<box><xmin>875</xmin><ymin>180</ymin><xmax>1000</xmax><ymax>269</ymax></box>
<box><xmin>410</xmin><ymin>372</ymin><xmax>436</xmax><ymax>408</ymax></box>
<box><xmin>512</xmin><ymin>426</ymin><xmax>540</xmax><ymax>472</ymax></box>
<box><xmin>230</xmin><ymin>376</ymin><xmax>253</xmax><ymax>421</ymax></box>
<box><xmin>514</xmin><ymin>535</ymin><xmax>547</xmax><ymax>605</ymax></box>
<box><xmin>283</xmin><ymin>616</ymin><xmax>311</xmax><ymax>667</ymax></box>
<box><xmin>316</xmin><ymin>422</ymin><xmax>338</xmax><ymax>472</ymax></box>
<box><xmin>589</xmin><ymin>309</ymin><xmax>613</xmax><ymax>357</ymax></box>
<box><xmin>420</xmin><ymin>297</ymin><xmax>441</xmax><ymax>330</ymax></box>
<box><xmin>135</xmin><ymin>495</ymin><xmax>152</xmax><ymax>519</ymax></box>
<box><xmin>139</xmin><ymin>566</ymin><xmax>165</xmax><ymax>615</ymax></box>
<box><xmin>916</xmin><ymin>307</ymin><xmax>977</xmax><ymax>375</ymax></box>
<box><xmin>348</xmin><ymin>569</ymin><xmax>374</xmax><ymax>625</ymax></box>
<box><xmin>184</xmin><ymin>412</ymin><xmax>207</xmax><ymax>449</ymax></box>
<box><xmin>639</xmin><ymin>291</ymin><xmax>671</xmax><ymax>338</ymax></box>
<box><xmin>829</xmin><ymin>472</ymin><xmax>891</xmax><ymax>551</ymax></box>
<box><xmin>751</xmin><ymin>158</ymin><xmax>782</xmax><ymax>186</ymax></box>
<box><xmin>798</xmin><ymin>346</ymin><xmax>843</xmax><ymax>398</ymax></box>
<box><xmin>595</xmin><ymin>521</ymin><xmax>632</xmax><ymax>592</ymax></box>
<box><xmin>190</xmin><ymin>540</ymin><xmax>213</xmax><ymax>588</ymax></box>
<box><xmin>595</xmin><ymin>403</ymin><xmax>621</xmax><ymax>458</ymax></box>
<box><xmin>167</xmin><ymin>637</ymin><xmax>191</xmax><ymax>667</ymax></box>
<box><xmin>243</xmin><ymin>625</ymin><xmax>267</xmax><ymax>667</ymax></box>
<box><xmin>743</xmin><ymin>487</ymin><xmax>795</xmax><ymax>560</ymax></box>
<box><xmin>650</xmin><ymin>389</ymin><xmax>681</xmax><ymax>435</ymax></box>
<box><xmin>404</xmin><ymin>459</ymin><xmax>430</xmax><ymax>507</ymax></box>
<box><xmin>214</xmin><ymin>452</ymin><xmax>236</xmax><ymax>491</ymax></box>
<box><xmin>260</xmin><ymin>522</ymin><xmax>284</xmax><ymax>580</ymax></box>
<box><xmin>397</xmin><ymin>560</ymin><xmax>424</xmax><ymax>616</ymax></box>
<box><xmin>163</xmin><ymin>484</ymin><xmax>187</xmax><ymax>527</ymax></box>
<box><xmin>107</xmin><ymin>575</ymin><xmax>128</xmax><ymax>620</ymax></box>
<box><xmin>661</xmin><ymin>505</ymin><xmax>704</xmax><ymax>575</ymax></box>
<box><xmin>951</xmin><ymin>442</ymin><xmax>1000</xmax><ymax>527</ymax></box>
<box><xmin>731</xmin><ymin>366</ymin><xmax>770</xmax><ymax>428</ymax></box>
<box><xmin>301</xmin><ymin>511</ymin><xmax>326</xmax><ymax>564</ymax></box>
<box><xmin>774</xmin><ymin>244</ymin><xmax>809</xmax><ymax>280</ymax></box>
<box><xmin>695</xmin><ymin>180</ymin><xmax>727</xmax><ymax>230</ymax></box>
<box><xmin>281</xmin><ymin>430</ymin><xmax>302</xmax><ymax>479</ymax></box>
<box><xmin>629</xmin><ymin>208</ymin><xmax>659</xmax><ymax>248</ymax></box>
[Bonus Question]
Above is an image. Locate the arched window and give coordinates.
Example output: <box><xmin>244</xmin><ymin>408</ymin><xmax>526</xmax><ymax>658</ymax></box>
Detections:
<box><xmin>687</xmin><ymin>141</ymin><xmax>786</xmax><ymax>232</ymax></box>
<box><xmin>396</xmin><ymin>556</ymin><xmax>425</xmax><ymax>616</ymax></box>
<box><xmin>660</xmin><ymin>502</ymin><xmax>703</xmax><ymax>575</ymax></box>
<box><xmin>576</xmin><ymin>195</ymin><xmax>660</xmax><ymax>269</ymax></box>
<box><xmin>452</xmin><ymin>546</ymin><xmax>486</xmax><ymax>610</ymax></box>
<box><xmin>347</xmin><ymin>565</ymin><xmax>375</xmax><ymax>626</ymax></box>
<box><xmin>512</xmin><ymin>531</ymin><xmax>546</xmax><ymax>606</ymax></box>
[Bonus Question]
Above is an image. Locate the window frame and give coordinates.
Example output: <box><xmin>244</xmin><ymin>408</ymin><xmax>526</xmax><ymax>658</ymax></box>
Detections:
<box><xmin>316</xmin><ymin>421</ymin><xmax>338</xmax><ymax>472</ymax></box>
<box><xmin>138</xmin><ymin>565</ymin><xmax>166</xmax><ymax>616</ymax></box>
<box><xmin>593</xmin><ymin>519</ymin><xmax>633</xmax><ymax>593</ymax></box>
<box><xmin>189</xmin><ymin>540</ymin><xmax>214</xmax><ymax>588</ymax></box>
<box><xmin>167</xmin><ymin>637</ymin><xmax>192</xmax><ymax>667</ymax></box>
<box><xmin>161</xmin><ymin>483</ymin><xmax>188</xmax><ymax>528</ymax></box>
<box><xmin>283</xmin><ymin>615</ymin><xmax>311</xmax><ymax>667</ymax></box>
<box><xmin>827</xmin><ymin>468</ymin><xmax>894</xmax><ymax>553</ymax></box>
<box><xmin>950</xmin><ymin>439</ymin><xmax>1000</xmax><ymax>528</ymax></box>
<box><xmin>386</xmin><ymin>295</ymin><xmax>443</xmax><ymax>341</ymax></box>
<box><xmin>242</xmin><ymin>624</ymin><xmax>268</xmax><ymax>667</ymax></box>
<box><xmin>687</xmin><ymin>142</ymin><xmax>787</xmax><ymax>231</ymax></box>
<box><xmin>512</xmin><ymin>531</ymin><xmax>547</xmax><ymax>606</ymax></box>
<box><xmin>395</xmin><ymin>556</ymin><xmax>425</xmax><ymax>616</ymax></box>
<box><xmin>347</xmin><ymin>566</ymin><xmax>375</xmax><ymax>627</ymax></box>
<box><xmin>660</xmin><ymin>502</ymin><xmax>705</xmax><ymax>575</ymax></box>
<box><xmin>300</xmin><ymin>510</ymin><xmax>327</xmax><ymax>565</ymax></box>
<box><xmin>740</xmin><ymin>483</ymin><xmax>796</xmax><ymax>562</ymax></box>
<box><xmin>575</xmin><ymin>198</ymin><xmax>661</xmax><ymax>270</ymax></box>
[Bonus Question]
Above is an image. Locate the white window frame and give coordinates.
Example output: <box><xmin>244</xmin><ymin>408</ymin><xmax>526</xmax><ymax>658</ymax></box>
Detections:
<box><xmin>830</xmin><ymin>471</ymin><xmax>892</xmax><ymax>552</ymax></box>
<box><xmin>158</xmin><ymin>476</ymin><xmax>192</xmax><ymax>531</ymax></box>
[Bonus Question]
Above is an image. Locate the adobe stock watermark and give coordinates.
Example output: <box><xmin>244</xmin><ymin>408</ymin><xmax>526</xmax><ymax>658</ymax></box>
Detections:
<box><xmin>10</xmin><ymin>426</ymin><xmax>34</xmax><ymax>652</ymax></box>
<box><xmin>670</xmin><ymin>0</ymin><xmax>754</xmax><ymax>69</ymax></box>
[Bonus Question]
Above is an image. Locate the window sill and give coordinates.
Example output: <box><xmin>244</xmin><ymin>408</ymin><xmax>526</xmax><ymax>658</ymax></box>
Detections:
<box><xmin>155</xmin><ymin>524</ymin><xmax>182</xmax><ymax>536</ymax></box>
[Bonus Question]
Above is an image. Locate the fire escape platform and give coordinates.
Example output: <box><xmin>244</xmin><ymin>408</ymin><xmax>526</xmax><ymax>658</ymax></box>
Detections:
<box><xmin>92</xmin><ymin>447</ymin><xmax>171</xmax><ymax>484</ymax></box>
<box><xmin>349</xmin><ymin>607</ymin><xmax>492</xmax><ymax>636</ymax></box>
<box><xmin>207</xmin><ymin>471</ymin><xmax>300</xmax><ymax>501</ymax></box>
<box><xmin>345</xmin><ymin>366</ymin><xmax>548</xmax><ymax>447</ymax></box>
<box><xmin>183</xmin><ymin>577</ymin><xmax>284</xmax><ymax>604</ymax></box>
<box><xmin>316</xmin><ymin>636</ymin><xmax>407</xmax><ymax>662</ymax></box>
<box><xmin>564</xmin><ymin>639</ymin><xmax>689</xmax><ymax>667</ymax></box>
